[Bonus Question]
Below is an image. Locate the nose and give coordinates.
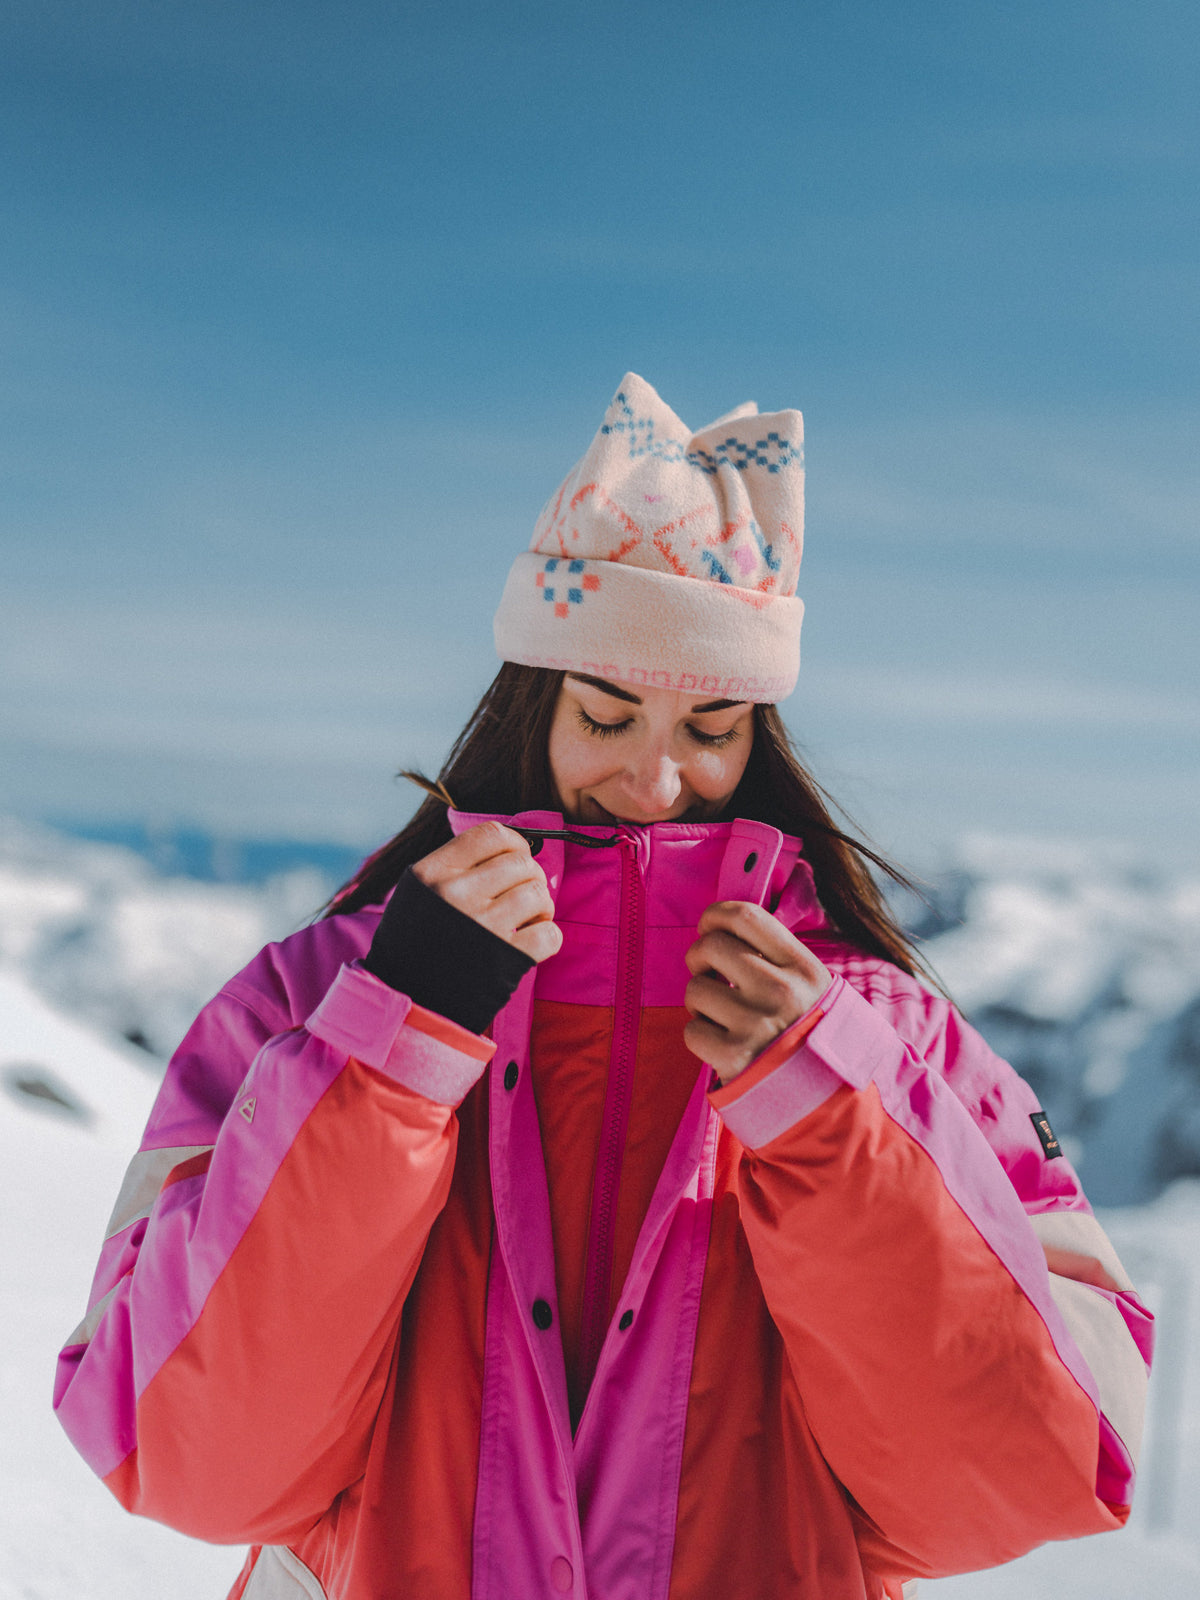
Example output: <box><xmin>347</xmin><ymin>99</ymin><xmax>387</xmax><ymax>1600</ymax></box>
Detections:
<box><xmin>620</xmin><ymin>749</ymin><xmax>683</xmax><ymax>817</ymax></box>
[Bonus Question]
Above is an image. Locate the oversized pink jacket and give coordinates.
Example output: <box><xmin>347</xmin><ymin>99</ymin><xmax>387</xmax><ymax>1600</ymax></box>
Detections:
<box><xmin>54</xmin><ymin>813</ymin><xmax>1153</xmax><ymax>1599</ymax></box>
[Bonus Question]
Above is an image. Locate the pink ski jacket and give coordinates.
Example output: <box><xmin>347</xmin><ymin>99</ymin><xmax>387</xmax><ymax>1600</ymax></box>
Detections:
<box><xmin>54</xmin><ymin>813</ymin><xmax>1152</xmax><ymax>1599</ymax></box>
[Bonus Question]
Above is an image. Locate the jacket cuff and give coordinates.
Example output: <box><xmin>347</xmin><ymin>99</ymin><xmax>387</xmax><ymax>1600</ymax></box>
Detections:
<box><xmin>306</xmin><ymin>961</ymin><xmax>495</xmax><ymax>1107</ymax></box>
<box><xmin>711</xmin><ymin>975</ymin><xmax>897</xmax><ymax>1148</ymax></box>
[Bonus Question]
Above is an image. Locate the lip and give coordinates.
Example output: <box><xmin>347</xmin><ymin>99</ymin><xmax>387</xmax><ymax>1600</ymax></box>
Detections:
<box><xmin>584</xmin><ymin>798</ymin><xmax>700</xmax><ymax>826</ymax></box>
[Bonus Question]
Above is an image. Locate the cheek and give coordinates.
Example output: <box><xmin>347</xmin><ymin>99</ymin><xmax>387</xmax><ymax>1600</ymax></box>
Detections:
<box><xmin>688</xmin><ymin>740</ymin><xmax>752</xmax><ymax>799</ymax></box>
<box><xmin>548</xmin><ymin>713</ymin><xmax>604</xmax><ymax>799</ymax></box>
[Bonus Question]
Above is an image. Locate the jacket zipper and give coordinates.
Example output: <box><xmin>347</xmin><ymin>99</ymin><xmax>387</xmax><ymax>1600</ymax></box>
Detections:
<box><xmin>577</xmin><ymin>829</ymin><xmax>645</xmax><ymax>1410</ymax></box>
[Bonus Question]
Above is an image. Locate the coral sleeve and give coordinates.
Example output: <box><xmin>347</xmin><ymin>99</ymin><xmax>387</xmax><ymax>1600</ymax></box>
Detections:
<box><xmin>54</xmin><ymin>960</ymin><xmax>493</xmax><ymax>1544</ymax></box>
<box><xmin>710</xmin><ymin>973</ymin><xmax>1150</xmax><ymax>1579</ymax></box>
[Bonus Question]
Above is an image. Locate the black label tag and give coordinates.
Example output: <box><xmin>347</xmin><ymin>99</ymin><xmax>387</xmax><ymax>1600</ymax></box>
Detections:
<box><xmin>1030</xmin><ymin>1111</ymin><xmax>1062</xmax><ymax>1160</ymax></box>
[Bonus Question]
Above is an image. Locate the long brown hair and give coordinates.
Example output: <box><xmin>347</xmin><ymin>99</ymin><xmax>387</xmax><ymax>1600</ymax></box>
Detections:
<box><xmin>326</xmin><ymin>662</ymin><xmax>928</xmax><ymax>980</ymax></box>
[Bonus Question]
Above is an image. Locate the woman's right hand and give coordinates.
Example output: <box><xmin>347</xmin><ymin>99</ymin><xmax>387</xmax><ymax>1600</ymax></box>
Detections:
<box><xmin>413</xmin><ymin>822</ymin><xmax>563</xmax><ymax>964</ymax></box>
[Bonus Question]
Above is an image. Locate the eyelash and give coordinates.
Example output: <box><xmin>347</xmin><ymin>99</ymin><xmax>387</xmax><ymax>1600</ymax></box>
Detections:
<box><xmin>575</xmin><ymin>708</ymin><xmax>742</xmax><ymax>749</ymax></box>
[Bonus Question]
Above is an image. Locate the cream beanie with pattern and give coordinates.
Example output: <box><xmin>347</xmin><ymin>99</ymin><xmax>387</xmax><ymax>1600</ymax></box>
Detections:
<box><xmin>493</xmin><ymin>372</ymin><xmax>805</xmax><ymax>703</ymax></box>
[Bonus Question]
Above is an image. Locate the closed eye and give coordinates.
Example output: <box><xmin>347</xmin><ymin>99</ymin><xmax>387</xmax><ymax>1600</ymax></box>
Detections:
<box><xmin>687</xmin><ymin>726</ymin><xmax>741</xmax><ymax>749</ymax></box>
<box><xmin>576</xmin><ymin>707</ymin><xmax>632</xmax><ymax>739</ymax></box>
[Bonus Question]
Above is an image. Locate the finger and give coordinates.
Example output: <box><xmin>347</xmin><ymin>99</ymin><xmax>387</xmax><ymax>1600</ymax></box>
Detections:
<box><xmin>694</xmin><ymin>900</ymin><xmax>812</xmax><ymax>968</ymax></box>
<box><xmin>682</xmin><ymin>1013</ymin><xmax>756</xmax><ymax>1079</ymax></box>
<box><xmin>685</xmin><ymin>927</ymin><xmax>799</xmax><ymax>996</ymax></box>
<box><xmin>684</xmin><ymin>927</ymin><xmax>775</xmax><ymax>981</ymax></box>
<box><xmin>414</xmin><ymin>821</ymin><xmax>533</xmax><ymax>886</ymax></box>
<box><xmin>470</xmin><ymin>876</ymin><xmax>557</xmax><ymax>941</ymax></box>
<box><xmin>510</xmin><ymin>917</ymin><xmax>563</xmax><ymax>965</ymax></box>
<box><xmin>685</xmin><ymin>956</ymin><xmax>802</xmax><ymax>1030</ymax></box>
<box><xmin>694</xmin><ymin>905</ymin><xmax>832</xmax><ymax>1001</ymax></box>
<box><xmin>433</xmin><ymin>851</ymin><xmax>548</xmax><ymax>919</ymax></box>
<box><xmin>684</xmin><ymin>969</ymin><xmax>791</xmax><ymax>1036</ymax></box>
<box><xmin>684</xmin><ymin>973</ymin><xmax>743</xmax><ymax>1030</ymax></box>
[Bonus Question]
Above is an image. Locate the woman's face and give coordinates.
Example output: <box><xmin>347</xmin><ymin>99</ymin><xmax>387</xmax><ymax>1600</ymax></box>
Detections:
<box><xmin>547</xmin><ymin>673</ymin><xmax>755</xmax><ymax>826</ymax></box>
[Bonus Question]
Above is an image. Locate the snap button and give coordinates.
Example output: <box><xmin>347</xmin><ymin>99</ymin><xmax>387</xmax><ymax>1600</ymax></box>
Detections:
<box><xmin>503</xmin><ymin>1061</ymin><xmax>519</xmax><ymax>1091</ymax></box>
<box><xmin>532</xmin><ymin>1298</ymin><xmax>553</xmax><ymax>1330</ymax></box>
<box><xmin>618</xmin><ymin>1309</ymin><xmax>634</xmax><ymax>1331</ymax></box>
<box><xmin>743</xmin><ymin>850</ymin><xmax>758</xmax><ymax>872</ymax></box>
<box><xmin>550</xmin><ymin>1555</ymin><xmax>573</xmax><ymax>1592</ymax></box>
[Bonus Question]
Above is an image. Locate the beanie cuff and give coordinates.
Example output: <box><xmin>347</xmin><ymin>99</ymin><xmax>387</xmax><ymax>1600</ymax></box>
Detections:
<box><xmin>493</xmin><ymin>553</ymin><xmax>802</xmax><ymax>703</ymax></box>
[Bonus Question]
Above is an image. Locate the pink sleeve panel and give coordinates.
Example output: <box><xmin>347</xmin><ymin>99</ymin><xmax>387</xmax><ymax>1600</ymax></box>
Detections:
<box><xmin>53</xmin><ymin>962</ymin><xmax>492</xmax><ymax>1545</ymax></box>
<box><xmin>710</xmin><ymin>973</ymin><xmax>1141</xmax><ymax>1578</ymax></box>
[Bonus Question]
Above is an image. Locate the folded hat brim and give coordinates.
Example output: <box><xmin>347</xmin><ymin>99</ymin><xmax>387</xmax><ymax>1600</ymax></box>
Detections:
<box><xmin>493</xmin><ymin>553</ymin><xmax>802</xmax><ymax>704</ymax></box>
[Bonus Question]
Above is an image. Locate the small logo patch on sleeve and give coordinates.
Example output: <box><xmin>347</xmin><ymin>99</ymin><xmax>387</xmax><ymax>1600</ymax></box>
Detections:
<box><xmin>1030</xmin><ymin>1111</ymin><xmax>1062</xmax><ymax>1159</ymax></box>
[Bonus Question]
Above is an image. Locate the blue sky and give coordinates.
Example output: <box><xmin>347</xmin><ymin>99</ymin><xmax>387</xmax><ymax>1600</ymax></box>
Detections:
<box><xmin>2</xmin><ymin>1</ymin><xmax>1197</xmax><ymax>865</ymax></box>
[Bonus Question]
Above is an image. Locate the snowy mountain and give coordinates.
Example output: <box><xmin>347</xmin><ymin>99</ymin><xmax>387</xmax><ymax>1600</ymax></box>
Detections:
<box><xmin>0</xmin><ymin>816</ymin><xmax>341</xmax><ymax>1062</ymax></box>
<box><xmin>909</xmin><ymin>836</ymin><xmax>1200</xmax><ymax>1206</ymax></box>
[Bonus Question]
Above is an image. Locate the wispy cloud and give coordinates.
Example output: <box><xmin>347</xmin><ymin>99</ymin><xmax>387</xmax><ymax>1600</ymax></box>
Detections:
<box><xmin>801</xmin><ymin>663</ymin><xmax>1200</xmax><ymax>734</ymax></box>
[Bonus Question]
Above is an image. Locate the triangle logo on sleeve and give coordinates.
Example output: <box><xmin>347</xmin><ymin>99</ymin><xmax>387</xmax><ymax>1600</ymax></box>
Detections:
<box><xmin>238</xmin><ymin>1097</ymin><xmax>257</xmax><ymax>1124</ymax></box>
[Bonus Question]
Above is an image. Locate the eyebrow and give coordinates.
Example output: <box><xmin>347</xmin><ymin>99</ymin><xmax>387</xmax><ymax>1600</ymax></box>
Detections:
<box><xmin>565</xmin><ymin>673</ymin><xmax>749</xmax><ymax>715</ymax></box>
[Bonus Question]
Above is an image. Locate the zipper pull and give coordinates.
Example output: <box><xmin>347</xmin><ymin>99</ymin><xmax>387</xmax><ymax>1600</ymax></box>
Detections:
<box><xmin>512</xmin><ymin>826</ymin><xmax>621</xmax><ymax>853</ymax></box>
<box><xmin>616</xmin><ymin>825</ymin><xmax>650</xmax><ymax>876</ymax></box>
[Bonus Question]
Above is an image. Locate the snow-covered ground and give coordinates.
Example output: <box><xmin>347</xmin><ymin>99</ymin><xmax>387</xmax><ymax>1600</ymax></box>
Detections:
<box><xmin>0</xmin><ymin>969</ymin><xmax>243</xmax><ymax>1598</ymax></box>
<box><xmin>2</xmin><ymin>819</ymin><xmax>1198</xmax><ymax>1596</ymax></box>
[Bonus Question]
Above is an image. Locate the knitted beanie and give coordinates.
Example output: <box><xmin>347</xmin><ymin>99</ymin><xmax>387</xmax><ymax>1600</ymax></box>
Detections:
<box><xmin>493</xmin><ymin>372</ymin><xmax>805</xmax><ymax>703</ymax></box>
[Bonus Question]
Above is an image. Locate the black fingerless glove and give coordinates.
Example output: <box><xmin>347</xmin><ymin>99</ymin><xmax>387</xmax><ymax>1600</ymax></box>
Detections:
<box><xmin>362</xmin><ymin>868</ymin><xmax>536</xmax><ymax>1034</ymax></box>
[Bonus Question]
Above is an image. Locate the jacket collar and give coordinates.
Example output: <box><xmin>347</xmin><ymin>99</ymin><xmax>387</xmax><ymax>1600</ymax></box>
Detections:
<box><xmin>446</xmin><ymin>809</ymin><xmax>826</xmax><ymax>935</ymax></box>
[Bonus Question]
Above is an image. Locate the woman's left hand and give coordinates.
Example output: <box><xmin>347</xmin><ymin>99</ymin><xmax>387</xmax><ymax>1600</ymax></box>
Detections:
<box><xmin>683</xmin><ymin>902</ymin><xmax>833</xmax><ymax>1085</ymax></box>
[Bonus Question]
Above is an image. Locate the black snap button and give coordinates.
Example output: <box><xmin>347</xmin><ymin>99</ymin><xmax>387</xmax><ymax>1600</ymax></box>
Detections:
<box><xmin>532</xmin><ymin>1298</ymin><xmax>553</xmax><ymax>1330</ymax></box>
<box><xmin>743</xmin><ymin>851</ymin><xmax>758</xmax><ymax>872</ymax></box>
<box><xmin>618</xmin><ymin>1309</ymin><xmax>634</xmax><ymax>1331</ymax></box>
<box><xmin>503</xmin><ymin>1061</ymin><xmax>519</xmax><ymax>1091</ymax></box>
<box><xmin>528</xmin><ymin>835</ymin><xmax>544</xmax><ymax>856</ymax></box>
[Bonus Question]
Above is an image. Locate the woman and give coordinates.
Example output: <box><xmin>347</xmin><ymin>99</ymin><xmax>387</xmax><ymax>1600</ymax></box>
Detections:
<box><xmin>55</xmin><ymin>375</ymin><xmax>1151</xmax><ymax>1599</ymax></box>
